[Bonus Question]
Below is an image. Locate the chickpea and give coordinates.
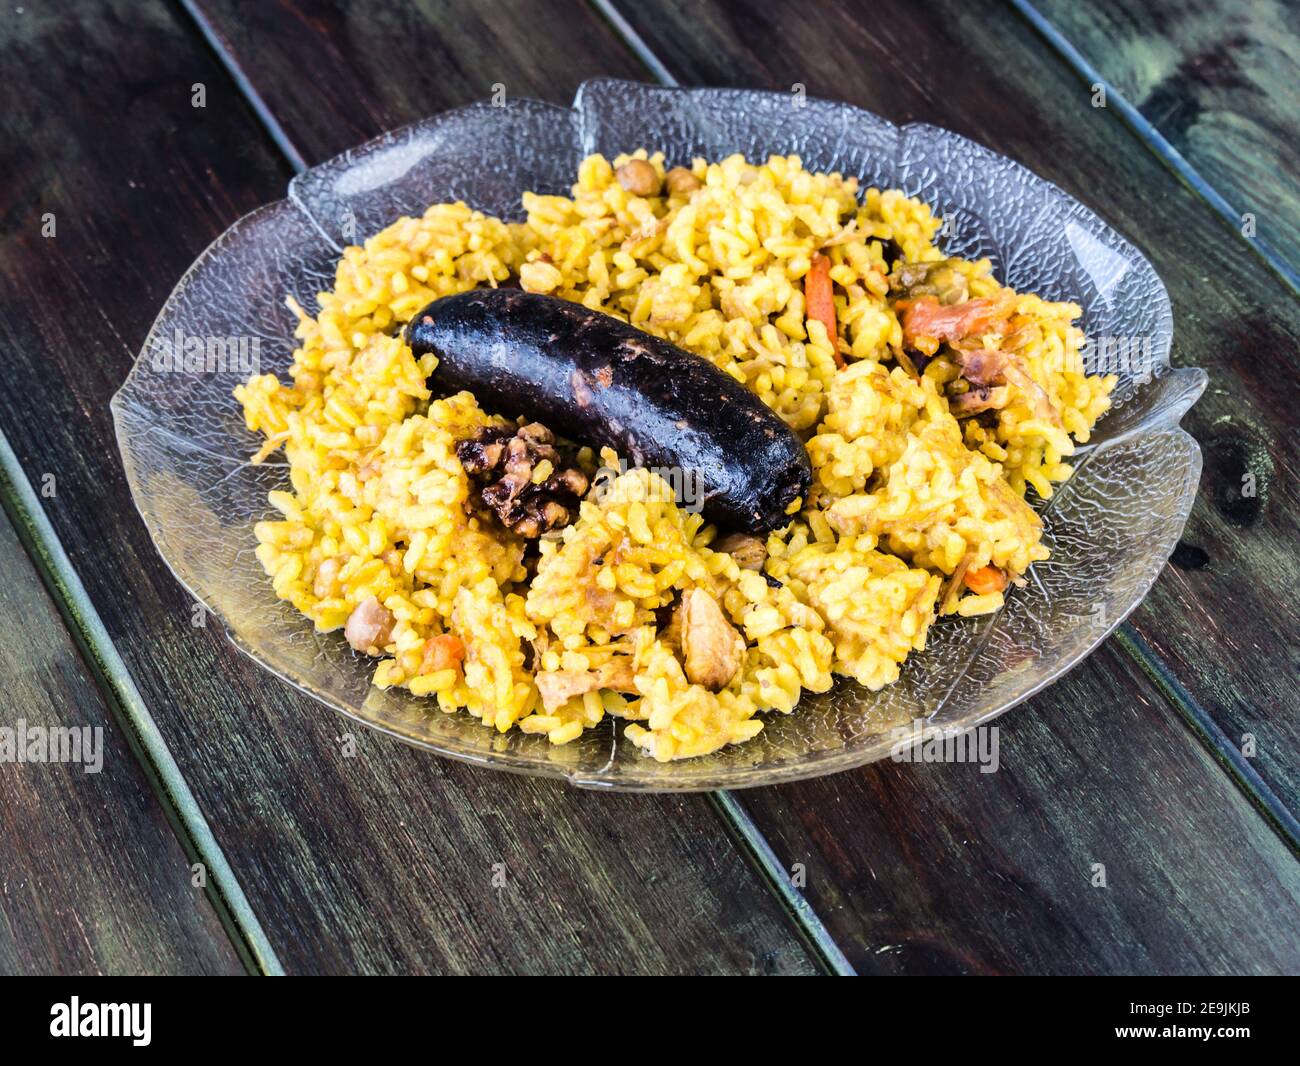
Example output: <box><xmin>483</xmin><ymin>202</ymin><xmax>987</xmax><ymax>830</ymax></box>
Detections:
<box><xmin>615</xmin><ymin>158</ymin><xmax>661</xmax><ymax>197</ymax></box>
<box><xmin>664</xmin><ymin>166</ymin><xmax>702</xmax><ymax>197</ymax></box>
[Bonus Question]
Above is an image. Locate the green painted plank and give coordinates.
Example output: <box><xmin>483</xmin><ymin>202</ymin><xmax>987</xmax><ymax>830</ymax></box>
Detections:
<box><xmin>0</xmin><ymin>448</ymin><xmax>246</xmax><ymax>975</ymax></box>
<box><xmin>1022</xmin><ymin>0</ymin><xmax>1300</xmax><ymax>288</ymax></box>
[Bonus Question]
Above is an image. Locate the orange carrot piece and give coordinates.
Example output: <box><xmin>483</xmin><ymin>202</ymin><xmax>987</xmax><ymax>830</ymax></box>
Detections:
<box><xmin>806</xmin><ymin>252</ymin><xmax>844</xmax><ymax>368</ymax></box>
<box><xmin>420</xmin><ymin>633</ymin><xmax>466</xmax><ymax>675</ymax></box>
<box><xmin>964</xmin><ymin>565</ymin><xmax>1008</xmax><ymax>595</ymax></box>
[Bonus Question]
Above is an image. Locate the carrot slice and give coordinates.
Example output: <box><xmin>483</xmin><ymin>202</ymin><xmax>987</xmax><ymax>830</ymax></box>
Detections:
<box><xmin>964</xmin><ymin>565</ymin><xmax>1008</xmax><ymax>595</ymax></box>
<box><xmin>806</xmin><ymin>252</ymin><xmax>845</xmax><ymax>368</ymax></box>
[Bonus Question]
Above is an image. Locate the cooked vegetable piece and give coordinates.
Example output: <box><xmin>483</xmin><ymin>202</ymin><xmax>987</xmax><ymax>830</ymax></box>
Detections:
<box><xmin>805</xmin><ymin>252</ymin><xmax>845</xmax><ymax>368</ymax></box>
<box><xmin>964</xmin><ymin>565</ymin><xmax>1008</xmax><ymax>595</ymax></box>
<box><xmin>420</xmin><ymin>633</ymin><xmax>465</xmax><ymax>675</ymax></box>
<box><xmin>891</xmin><ymin>259</ymin><xmax>970</xmax><ymax>305</ymax></box>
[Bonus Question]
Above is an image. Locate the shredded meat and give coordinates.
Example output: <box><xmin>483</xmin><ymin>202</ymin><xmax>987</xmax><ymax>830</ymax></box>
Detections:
<box><xmin>535</xmin><ymin>660</ymin><xmax>638</xmax><ymax>713</ymax></box>
<box><xmin>1001</xmin><ymin>358</ymin><xmax>1065</xmax><ymax>428</ymax></box>
<box><xmin>680</xmin><ymin>589</ymin><xmax>745</xmax><ymax>691</ymax></box>
<box><xmin>344</xmin><ymin>596</ymin><xmax>395</xmax><ymax>655</ymax></box>
<box><xmin>948</xmin><ymin>384</ymin><xmax>1010</xmax><ymax>418</ymax></box>
<box><xmin>897</xmin><ymin>294</ymin><xmax>1013</xmax><ymax>349</ymax></box>
<box><xmin>457</xmin><ymin>422</ymin><xmax>589</xmax><ymax>538</ymax></box>
<box><xmin>712</xmin><ymin>532</ymin><xmax>767</xmax><ymax>571</ymax></box>
<box><xmin>954</xmin><ymin>347</ymin><xmax>1011</xmax><ymax>387</ymax></box>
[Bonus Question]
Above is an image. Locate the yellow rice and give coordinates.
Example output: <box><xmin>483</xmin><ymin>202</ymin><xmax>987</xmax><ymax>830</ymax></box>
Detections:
<box><xmin>235</xmin><ymin>151</ymin><xmax>1114</xmax><ymax>761</ymax></box>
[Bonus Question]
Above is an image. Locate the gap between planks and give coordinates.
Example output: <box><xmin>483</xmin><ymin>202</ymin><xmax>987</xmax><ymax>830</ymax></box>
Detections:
<box><xmin>0</xmin><ymin>430</ymin><xmax>285</xmax><ymax>975</ymax></box>
<box><xmin>1114</xmin><ymin>625</ymin><xmax>1300</xmax><ymax>854</ymax></box>
<box><xmin>176</xmin><ymin>0</ymin><xmax>849</xmax><ymax>974</ymax></box>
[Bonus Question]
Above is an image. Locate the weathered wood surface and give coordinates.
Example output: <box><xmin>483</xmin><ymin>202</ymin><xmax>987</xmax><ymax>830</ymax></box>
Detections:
<box><xmin>188</xmin><ymin>0</ymin><xmax>646</xmax><ymax>164</ymax></box>
<box><xmin>189</xmin><ymin>0</ymin><xmax>1300</xmax><ymax>974</ymax></box>
<box><xmin>0</xmin><ymin>0</ymin><xmax>820</xmax><ymax>974</ymax></box>
<box><xmin>740</xmin><ymin>643</ymin><xmax>1300</xmax><ymax>975</ymax></box>
<box><xmin>0</xmin><ymin>494</ymin><xmax>245</xmax><ymax>975</ymax></box>
<box><xmin>1031</xmin><ymin>0</ymin><xmax>1300</xmax><ymax>282</ymax></box>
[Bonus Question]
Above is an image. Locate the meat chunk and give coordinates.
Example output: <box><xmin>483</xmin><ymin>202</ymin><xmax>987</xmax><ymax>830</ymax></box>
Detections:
<box><xmin>344</xmin><ymin>596</ymin><xmax>395</xmax><ymax>655</ymax></box>
<box><xmin>954</xmin><ymin>347</ymin><xmax>1011</xmax><ymax>388</ymax></box>
<box><xmin>712</xmin><ymin>532</ymin><xmax>767</xmax><ymax>571</ymax></box>
<box><xmin>948</xmin><ymin>384</ymin><xmax>1010</xmax><ymax>418</ymax></box>
<box><xmin>456</xmin><ymin>421</ymin><xmax>590</xmax><ymax>538</ymax></box>
<box><xmin>535</xmin><ymin>659</ymin><xmax>638</xmax><ymax>713</ymax></box>
<box><xmin>680</xmin><ymin>589</ymin><xmax>745</xmax><ymax>691</ymax></box>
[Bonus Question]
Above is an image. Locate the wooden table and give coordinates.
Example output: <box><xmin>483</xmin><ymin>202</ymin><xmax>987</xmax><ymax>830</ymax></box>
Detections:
<box><xmin>2</xmin><ymin>0</ymin><xmax>1297</xmax><ymax>976</ymax></box>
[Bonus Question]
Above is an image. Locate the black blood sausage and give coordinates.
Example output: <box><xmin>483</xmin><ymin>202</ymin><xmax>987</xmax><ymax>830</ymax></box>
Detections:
<box><xmin>406</xmin><ymin>290</ymin><xmax>811</xmax><ymax>533</ymax></box>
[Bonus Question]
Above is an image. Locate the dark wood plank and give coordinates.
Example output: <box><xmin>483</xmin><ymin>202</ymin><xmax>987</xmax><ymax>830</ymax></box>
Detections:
<box><xmin>0</xmin><ymin>488</ymin><xmax>245</xmax><ymax>975</ymax></box>
<box><xmin>193</xmin><ymin>0</ymin><xmax>1300</xmax><ymax>973</ymax></box>
<box><xmin>189</xmin><ymin>0</ymin><xmax>648</xmax><ymax>163</ymax></box>
<box><xmin>0</xmin><ymin>0</ymin><xmax>818</xmax><ymax>974</ymax></box>
<box><xmin>1030</xmin><ymin>0</ymin><xmax>1300</xmax><ymax>281</ymax></box>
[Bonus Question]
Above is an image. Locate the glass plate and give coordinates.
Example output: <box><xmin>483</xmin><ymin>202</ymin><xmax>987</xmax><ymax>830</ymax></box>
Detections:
<box><xmin>112</xmin><ymin>80</ymin><xmax>1205</xmax><ymax>790</ymax></box>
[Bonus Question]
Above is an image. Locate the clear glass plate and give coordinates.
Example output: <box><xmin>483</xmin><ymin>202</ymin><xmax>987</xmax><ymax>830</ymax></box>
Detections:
<box><xmin>111</xmin><ymin>80</ymin><xmax>1205</xmax><ymax>790</ymax></box>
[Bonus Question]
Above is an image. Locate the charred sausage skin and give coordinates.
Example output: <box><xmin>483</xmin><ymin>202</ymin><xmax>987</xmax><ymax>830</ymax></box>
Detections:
<box><xmin>407</xmin><ymin>290</ymin><xmax>811</xmax><ymax>533</ymax></box>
